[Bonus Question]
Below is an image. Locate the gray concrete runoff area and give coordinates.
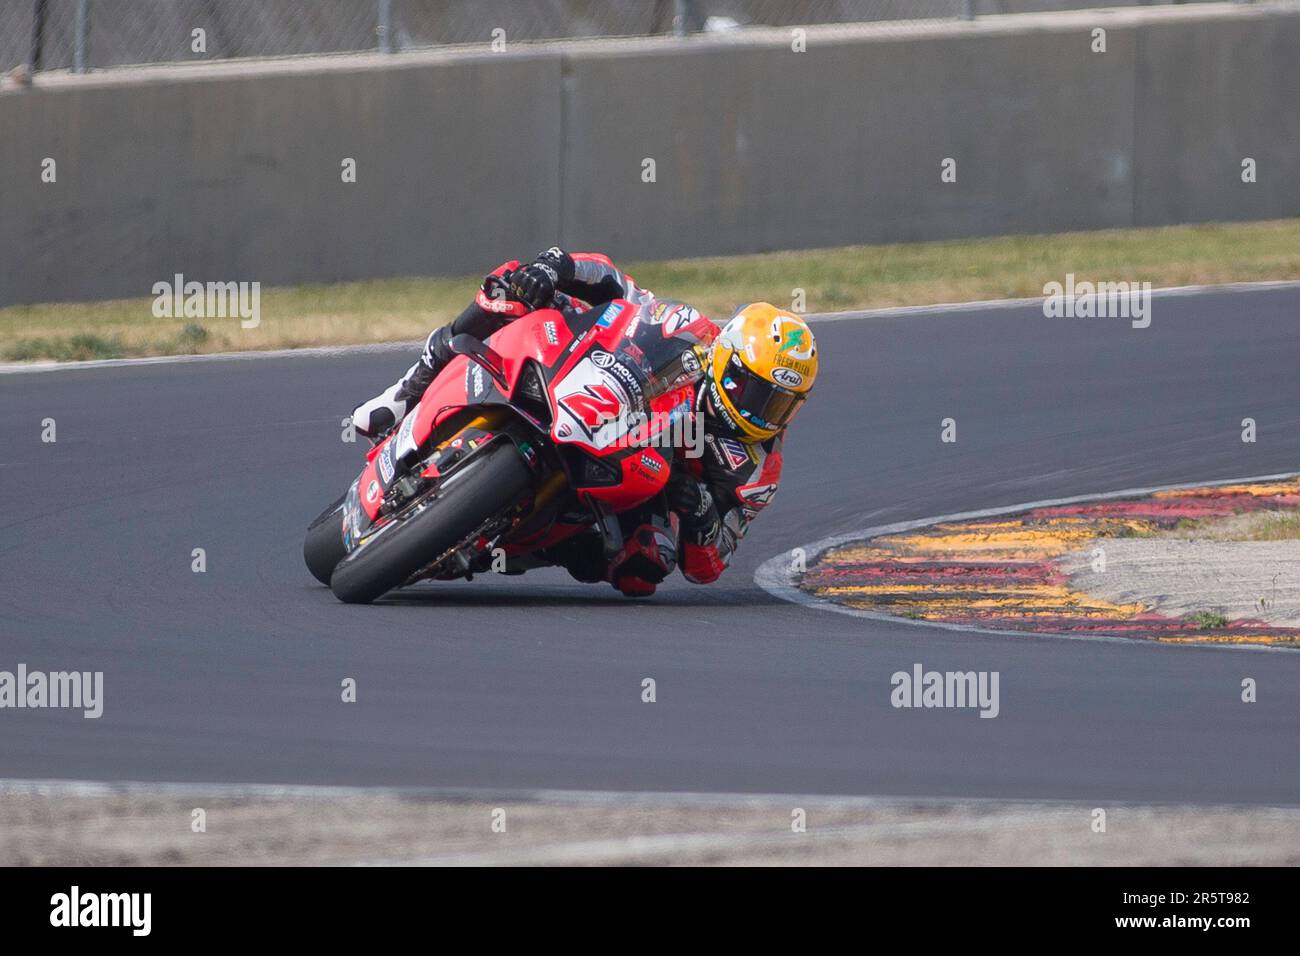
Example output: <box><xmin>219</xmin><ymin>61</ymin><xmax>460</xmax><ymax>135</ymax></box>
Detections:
<box><xmin>4</xmin><ymin>784</ymin><xmax>1297</xmax><ymax>866</ymax></box>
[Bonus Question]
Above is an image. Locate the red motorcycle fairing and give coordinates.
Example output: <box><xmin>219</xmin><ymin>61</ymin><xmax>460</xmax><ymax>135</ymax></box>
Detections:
<box><xmin>402</xmin><ymin>311</ymin><xmax>568</xmax><ymax>459</ymax></box>
<box><xmin>345</xmin><ymin>297</ymin><xmax>711</xmax><ymax>561</ymax></box>
<box><xmin>431</xmin><ymin>302</ymin><xmax>690</xmax><ymax>467</ymax></box>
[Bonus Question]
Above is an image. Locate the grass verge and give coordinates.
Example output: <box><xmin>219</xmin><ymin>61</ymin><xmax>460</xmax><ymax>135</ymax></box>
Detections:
<box><xmin>3</xmin><ymin>219</ymin><xmax>1298</xmax><ymax>362</ymax></box>
<box><xmin>1155</xmin><ymin>510</ymin><xmax>1300</xmax><ymax>543</ymax></box>
<box><xmin>1186</xmin><ymin>610</ymin><xmax>1231</xmax><ymax>629</ymax></box>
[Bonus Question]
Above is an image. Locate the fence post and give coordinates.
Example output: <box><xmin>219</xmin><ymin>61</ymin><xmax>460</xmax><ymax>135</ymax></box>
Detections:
<box><xmin>377</xmin><ymin>0</ymin><xmax>393</xmax><ymax>53</ymax></box>
<box><xmin>672</xmin><ymin>0</ymin><xmax>688</xmax><ymax>37</ymax></box>
<box><xmin>73</xmin><ymin>0</ymin><xmax>89</xmax><ymax>72</ymax></box>
<box><xmin>30</xmin><ymin>0</ymin><xmax>47</xmax><ymax>72</ymax></box>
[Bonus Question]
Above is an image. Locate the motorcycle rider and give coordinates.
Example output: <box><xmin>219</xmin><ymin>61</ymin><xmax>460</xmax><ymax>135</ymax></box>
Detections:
<box><xmin>351</xmin><ymin>248</ymin><xmax>819</xmax><ymax>596</ymax></box>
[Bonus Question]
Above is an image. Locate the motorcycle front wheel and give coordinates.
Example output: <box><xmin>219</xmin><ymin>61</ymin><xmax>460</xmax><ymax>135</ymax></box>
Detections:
<box><xmin>328</xmin><ymin>442</ymin><xmax>532</xmax><ymax>604</ymax></box>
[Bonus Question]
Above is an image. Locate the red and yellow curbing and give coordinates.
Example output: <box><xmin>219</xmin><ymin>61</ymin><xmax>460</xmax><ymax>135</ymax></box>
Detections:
<box><xmin>800</xmin><ymin>479</ymin><xmax>1300</xmax><ymax>647</ymax></box>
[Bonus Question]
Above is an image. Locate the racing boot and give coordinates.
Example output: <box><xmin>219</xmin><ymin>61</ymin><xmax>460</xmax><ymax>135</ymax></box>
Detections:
<box><xmin>606</xmin><ymin>514</ymin><xmax>678</xmax><ymax>597</ymax></box>
<box><xmin>350</xmin><ymin>326</ymin><xmax>455</xmax><ymax>442</ymax></box>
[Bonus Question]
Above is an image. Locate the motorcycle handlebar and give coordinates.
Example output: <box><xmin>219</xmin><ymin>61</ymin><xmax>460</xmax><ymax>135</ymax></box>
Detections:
<box><xmin>488</xmin><ymin>270</ymin><xmax>578</xmax><ymax>313</ymax></box>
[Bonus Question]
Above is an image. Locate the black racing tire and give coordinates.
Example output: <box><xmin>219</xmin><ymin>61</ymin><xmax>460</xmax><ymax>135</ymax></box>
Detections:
<box><xmin>303</xmin><ymin>493</ymin><xmax>348</xmax><ymax>585</ymax></box>
<box><xmin>329</xmin><ymin>443</ymin><xmax>532</xmax><ymax>605</ymax></box>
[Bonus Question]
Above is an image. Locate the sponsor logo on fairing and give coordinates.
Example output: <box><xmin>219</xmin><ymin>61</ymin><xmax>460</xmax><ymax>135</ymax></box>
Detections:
<box><xmin>467</xmin><ymin>362</ymin><xmax>489</xmax><ymax>400</ymax></box>
<box><xmin>392</xmin><ymin>410</ymin><xmax>419</xmax><ymax>462</ymax></box>
<box><xmin>559</xmin><ymin>383</ymin><xmax>625</xmax><ymax>434</ymax></box>
<box><xmin>606</xmin><ymin>363</ymin><xmax>644</xmax><ymax>406</ymax></box>
<box><xmin>377</xmin><ymin>445</ymin><xmax>395</xmax><ymax>484</ymax></box>
<box><xmin>595</xmin><ymin>302</ymin><xmax>623</xmax><ymax>328</ymax></box>
<box><xmin>477</xmin><ymin>286</ymin><xmax>522</xmax><ymax>314</ymax></box>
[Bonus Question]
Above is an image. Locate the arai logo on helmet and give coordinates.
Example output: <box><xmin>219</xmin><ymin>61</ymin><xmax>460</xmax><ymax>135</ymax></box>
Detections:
<box><xmin>771</xmin><ymin>367</ymin><xmax>803</xmax><ymax>389</ymax></box>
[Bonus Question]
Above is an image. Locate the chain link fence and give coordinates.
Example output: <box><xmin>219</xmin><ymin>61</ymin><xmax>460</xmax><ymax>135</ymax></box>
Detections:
<box><xmin>2</xmin><ymin>0</ymin><xmax>1242</xmax><ymax>75</ymax></box>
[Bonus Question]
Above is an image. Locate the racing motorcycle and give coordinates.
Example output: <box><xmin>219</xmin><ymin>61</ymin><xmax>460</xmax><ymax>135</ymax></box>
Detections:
<box><xmin>303</xmin><ymin>289</ymin><xmax>715</xmax><ymax>603</ymax></box>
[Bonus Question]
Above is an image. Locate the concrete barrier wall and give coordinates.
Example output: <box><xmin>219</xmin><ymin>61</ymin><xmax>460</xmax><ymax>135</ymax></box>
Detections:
<box><xmin>560</xmin><ymin>21</ymin><xmax>1140</xmax><ymax>258</ymax></box>
<box><xmin>1</xmin><ymin>3</ymin><xmax>1297</xmax><ymax>307</ymax></box>
<box><xmin>1</xmin><ymin>51</ymin><xmax>564</xmax><ymax>304</ymax></box>
<box><xmin>1133</xmin><ymin>10</ymin><xmax>1300</xmax><ymax>226</ymax></box>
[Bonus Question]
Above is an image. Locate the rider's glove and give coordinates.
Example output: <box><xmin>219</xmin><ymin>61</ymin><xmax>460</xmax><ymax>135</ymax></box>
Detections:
<box><xmin>506</xmin><ymin>263</ymin><xmax>559</xmax><ymax>310</ymax></box>
<box><xmin>532</xmin><ymin>247</ymin><xmax>575</xmax><ymax>286</ymax></box>
<box><xmin>666</xmin><ymin>469</ymin><xmax>717</xmax><ymax>537</ymax></box>
<box><xmin>504</xmin><ymin>248</ymin><xmax>575</xmax><ymax>310</ymax></box>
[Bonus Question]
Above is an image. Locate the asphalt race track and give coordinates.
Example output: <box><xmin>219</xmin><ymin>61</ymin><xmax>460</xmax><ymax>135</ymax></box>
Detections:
<box><xmin>3</xmin><ymin>286</ymin><xmax>1298</xmax><ymax>805</ymax></box>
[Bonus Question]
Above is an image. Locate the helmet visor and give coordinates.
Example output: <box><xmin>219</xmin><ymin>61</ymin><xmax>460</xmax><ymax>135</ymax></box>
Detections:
<box><xmin>721</xmin><ymin>355</ymin><xmax>805</xmax><ymax>432</ymax></box>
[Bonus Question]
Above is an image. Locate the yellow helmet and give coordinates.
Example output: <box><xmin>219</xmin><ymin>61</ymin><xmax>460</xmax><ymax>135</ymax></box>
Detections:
<box><xmin>707</xmin><ymin>303</ymin><xmax>818</xmax><ymax>442</ymax></box>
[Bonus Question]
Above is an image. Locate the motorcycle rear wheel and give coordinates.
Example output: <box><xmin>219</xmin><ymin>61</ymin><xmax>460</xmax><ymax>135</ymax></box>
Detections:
<box><xmin>329</xmin><ymin>443</ymin><xmax>532</xmax><ymax>604</ymax></box>
<box><xmin>303</xmin><ymin>493</ymin><xmax>348</xmax><ymax>585</ymax></box>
